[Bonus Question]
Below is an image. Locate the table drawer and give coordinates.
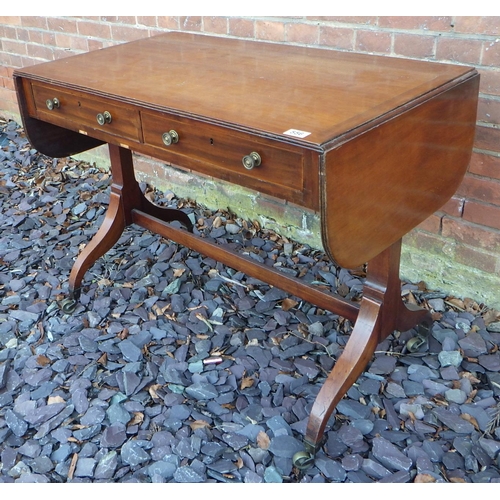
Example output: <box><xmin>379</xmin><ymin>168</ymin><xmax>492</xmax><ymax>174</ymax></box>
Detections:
<box><xmin>31</xmin><ymin>82</ymin><xmax>141</xmax><ymax>142</ymax></box>
<box><xmin>141</xmin><ymin>110</ymin><xmax>305</xmax><ymax>196</ymax></box>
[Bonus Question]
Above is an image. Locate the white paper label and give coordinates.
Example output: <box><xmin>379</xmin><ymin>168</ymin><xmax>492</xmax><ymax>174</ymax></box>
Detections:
<box><xmin>283</xmin><ymin>129</ymin><xmax>311</xmax><ymax>138</ymax></box>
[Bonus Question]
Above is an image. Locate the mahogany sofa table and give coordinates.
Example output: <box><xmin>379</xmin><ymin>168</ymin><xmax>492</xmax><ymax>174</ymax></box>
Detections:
<box><xmin>14</xmin><ymin>32</ymin><xmax>479</xmax><ymax>468</ymax></box>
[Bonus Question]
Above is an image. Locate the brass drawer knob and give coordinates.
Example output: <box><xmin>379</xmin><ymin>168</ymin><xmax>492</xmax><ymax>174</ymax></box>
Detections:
<box><xmin>96</xmin><ymin>111</ymin><xmax>112</xmax><ymax>125</ymax></box>
<box><xmin>45</xmin><ymin>98</ymin><xmax>60</xmax><ymax>110</ymax></box>
<box><xmin>162</xmin><ymin>130</ymin><xmax>179</xmax><ymax>146</ymax></box>
<box><xmin>242</xmin><ymin>152</ymin><xmax>261</xmax><ymax>170</ymax></box>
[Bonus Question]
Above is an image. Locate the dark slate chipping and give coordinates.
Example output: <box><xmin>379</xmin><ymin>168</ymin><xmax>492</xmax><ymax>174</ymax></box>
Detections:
<box><xmin>372</xmin><ymin>437</ymin><xmax>413</xmax><ymax>472</ymax></box>
<box><xmin>0</xmin><ymin>119</ymin><xmax>499</xmax><ymax>483</ymax></box>
<box><xmin>4</xmin><ymin>409</ymin><xmax>28</xmax><ymax>437</ymax></box>
<box><xmin>268</xmin><ymin>435</ymin><xmax>304</xmax><ymax>458</ymax></box>
<box><xmin>173</xmin><ymin>465</ymin><xmax>205</xmax><ymax>483</ymax></box>
<box><xmin>120</xmin><ymin>440</ymin><xmax>151</xmax><ymax>467</ymax></box>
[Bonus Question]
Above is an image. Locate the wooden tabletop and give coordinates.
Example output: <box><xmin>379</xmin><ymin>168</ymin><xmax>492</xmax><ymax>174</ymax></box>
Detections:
<box><xmin>16</xmin><ymin>32</ymin><xmax>475</xmax><ymax>149</ymax></box>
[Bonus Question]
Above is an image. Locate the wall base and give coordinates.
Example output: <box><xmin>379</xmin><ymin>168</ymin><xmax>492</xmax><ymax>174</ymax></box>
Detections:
<box><xmin>24</xmin><ymin>143</ymin><xmax>500</xmax><ymax>311</ymax></box>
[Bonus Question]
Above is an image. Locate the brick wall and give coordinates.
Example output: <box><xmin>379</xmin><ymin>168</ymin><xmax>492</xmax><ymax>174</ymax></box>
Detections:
<box><xmin>1</xmin><ymin>16</ymin><xmax>499</xmax><ymax>307</ymax></box>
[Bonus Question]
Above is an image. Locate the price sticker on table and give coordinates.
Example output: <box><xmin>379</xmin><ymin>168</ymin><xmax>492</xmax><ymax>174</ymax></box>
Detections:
<box><xmin>283</xmin><ymin>129</ymin><xmax>311</xmax><ymax>138</ymax></box>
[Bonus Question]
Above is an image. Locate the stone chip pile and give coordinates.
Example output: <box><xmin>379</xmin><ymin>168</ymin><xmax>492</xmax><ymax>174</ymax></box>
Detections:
<box><xmin>1</xmin><ymin>118</ymin><xmax>500</xmax><ymax>483</ymax></box>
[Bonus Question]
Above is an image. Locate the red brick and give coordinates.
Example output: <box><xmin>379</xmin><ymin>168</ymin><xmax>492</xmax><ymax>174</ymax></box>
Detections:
<box><xmin>286</xmin><ymin>23</ymin><xmax>319</xmax><ymax>45</ymax></box>
<box><xmin>101</xmin><ymin>40</ymin><xmax>119</xmax><ymax>50</ymax></box>
<box><xmin>179</xmin><ymin>17</ymin><xmax>202</xmax><ymax>32</ymax></box>
<box><xmin>133</xmin><ymin>155</ymin><xmax>159</xmax><ymax>180</ymax></box>
<box><xmin>477</xmin><ymin>69</ymin><xmax>500</xmax><ymax>96</ymax></box>
<box><xmin>408</xmin><ymin>229</ymin><xmax>449</xmax><ymax>254</ymax></box>
<box><xmin>379</xmin><ymin>16</ymin><xmax>453</xmax><ymax>31</ymax></box>
<box><xmin>319</xmin><ymin>26</ymin><xmax>354</xmax><ymax>50</ymax></box>
<box><xmin>88</xmin><ymin>39</ymin><xmax>105</xmax><ymax>52</ymax></box>
<box><xmin>482</xmin><ymin>39</ymin><xmax>500</xmax><ymax>67</ymax></box>
<box><xmin>136</xmin><ymin>17</ymin><xmax>158</xmax><ymax>28</ymax></box>
<box><xmin>26</xmin><ymin>43</ymin><xmax>54</xmax><ymax>61</ymax></box>
<box><xmin>110</xmin><ymin>25</ymin><xmax>148</xmax><ymax>42</ymax></box>
<box><xmin>20</xmin><ymin>16</ymin><xmax>47</xmax><ymax>29</ymax></box>
<box><xmin>463</xmin><ymin>200</ymin><xmax>500</xmax><ymax>229</ymax></box>
<box><xmin>15</xmin><ymin>27</ymin><xmax>31</xmax><ymax>43</ymax></box>
<box><xmin>0</xmin><ymin>86</ymin><xmax>17</xmax><ymax>103</ymax></box>
<box><xmin>0</xmin><ymin>24</ymin><xmax>17</xmax><ymax>39</ymax></box>
<box><xmin>255</xmin><ymin>20</ymin><xmax>285</xmax><ymax>42</ymax></box>
<box><xmin>308</xmin><ymin>16</ymin><xmax>376</xmax><ymax>25</ymax></box>
<box><xmin>42</xmin><ymin>31</ymin><xmax>56</xmax><ymax>47</ymax></box>
<box><xmin>54</xmin><ymin>33</ymin><xmax>89</xmax><ymax>53</ymax></box>
<box><xmin>457</xmin><ymin>174</ymin><xmax>500</xmax><ymax>204</ymax></box>
<box><xmin>0</xmin><ymin>96</ymin><xmax>19</xmax><ymax>116</ymax></box>
<box><xmin>77</xmin><ymin>20</ymin><xmax>112</xmax><ymax>39</ymax></box>
<box><xmin>102</xmin><ymin>16</ymin><xmax>136</xmax><ymax>25</ymax></box>
<box><xmin>7</xmin><ymin>53</ymin><xmax>25</xmax><ymax>68</ymax></box>
<box><xmin>147</xmin><ymin>29</ymin><xmax>164</xmax><ymax>38</ymax></box>
<box><xmin>394</xmin><ymin>33</ymin><xmax>435</xmax><ymax>59</ymax></box>
<box><xmin>47</xmin><ymin>17</ymin><xmax>77</xmax><ymax>33</ymax></box>
<box><xmin>0</xmin><ymin>50</ymin><xmax>11</xmax><ymax>67</ymax></box>
<box><xmin>0</xmin><ymin>16</ymin><xmax>22</xmax><ymax>26</ymax></box>
<box><xmin>254</xmin><ymin>192</ymin><xmax>288</xmax><ymax>214</ymax></box>
<box><xmin>436</xmin><ymin>37</ymin><xmax>483</xmax><ymax>65</ymax></box>
<box><xmin>3</xmin><ymin>53</ymin><xmax>16</xmax><ymax>68</ymax></box>
<box><xmin>442</xmin><ymin>196</ymin><xmax>465</xmax><ymax>217</ymax></box>
<box><xmin>229</xmin><ymin>18</ymin><xmax>254</xmax><ymax>38</ymax></box>
<box><xmin>28</xmin><ymin>29</ymin><xmax>45</xmax><ymax>45</ymax></box>
<box><xmin>157</xmin><ymin>17</ymin><xmax>180</xmax><ymax>30</ymax></box>
<box><xmin>2</xmin><ymin>39</ymin><xmax>27</xmax><ymax>55</ymax></box>
<box><xmin>478</xmin><ymin>96</ymin><xmax>500</xmax><ymax>125</ymax></box>
<box><xmin>134</xmin><ymin>155</ymin><xmax>194</xmax><ymax>185</ymax></box>
<box><xmin>202</xmin><ymin>17</ymin><xmax>228</xmax><ymax>35</ymax></box>
<box><xmin>417</xmin><ymin>213</ymin><xmax>441</xmax><ymax>233</ymax></box>
<box><xmin>469</xmin><ymin>152</ymin><xmax>500</xmax><ymax>181</ymax></box>
<box><xmin>53</xmin><ymin>49</ymin><xmax>77</xmax><ymax>60</ymax></box>
<box><xmin>442</xmin><ymin>216</ymin><xmax>500</xmax><ymax>251</ymax></box>
<box><xmin>2</xmin><ymin>75</ymin><xmax>15</xmax><ymax>91</ymax></box>
<box><xmin>355</xmin><ymin>30</ymin><xmax>391</xmax><ymax>54</ymax></box>
<box><xmin>455</xmin><ymin>244</ymin><xmax>498</xmax><ymax>273</ymax></box>
<box><xmin>474</xmin><ymin>125</ymin><xmax>500</xmax><ymax>154</ymax></box>
<box><xmin>453</xmin><ymin>16</ymin><xmax>500</xmax><ymax>36</ymax></box>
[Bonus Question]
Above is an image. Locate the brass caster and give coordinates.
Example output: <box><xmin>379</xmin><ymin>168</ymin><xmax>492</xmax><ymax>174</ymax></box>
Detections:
<box><xmin>292</xmin><ymin>450</ymin><xmax>315</xmax><ymax>471</ymax></box>
<box><xmin>406</xmin><ymin>322</ymin><xmax>430</xmax><ymax>353</ymax></box>
<box><xmin>406</xmin><ymin>335</ymin><xmax>426</xmax><ymax>353</ymax></box>
<box><xmin>59</xmin><ymin>298</ymin><xmax>77</xmax><ymax>314</ymax></box>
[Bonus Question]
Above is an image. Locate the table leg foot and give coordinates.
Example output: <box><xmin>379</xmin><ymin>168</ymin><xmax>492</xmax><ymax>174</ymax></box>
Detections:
<box><xmin>403</xmin><ymin>305</ymin><xmax>433</xmax><ymax>352</ymax></box>
<box><xmin>58</xmin><ymin>297</ymin><xmax>78</xmax><ymax>314</ymax></box>
<box><xmin>292</xmin><ymin>450</ymin><xmax>316</xmax><ymax>472</ymax></box>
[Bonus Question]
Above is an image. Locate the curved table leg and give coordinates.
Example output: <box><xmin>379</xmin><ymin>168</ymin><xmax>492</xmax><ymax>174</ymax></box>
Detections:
<box><xmin>64</xmin><ymin>144</ymin><xmax>193</xmax><ymax>305</ymax></box>
<box><xmin>303</xmin><ymin>295</ymin><xmax>383</xmax><ymax>454</ymax></box>
<box><xmin>294</xmin><ymin>239</ymin><xmax>433</xmax><ymax>468</ymax></box>
<box><xmin>68</xmin><ymin>190</ymin><xmax>126</xmax><ymax>299</ymax></box>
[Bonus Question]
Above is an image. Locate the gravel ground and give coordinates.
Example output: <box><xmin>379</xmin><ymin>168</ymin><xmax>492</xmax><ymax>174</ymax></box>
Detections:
<box><xmin>1</xmin><ymin>118</ymin><xmax>500</xmax><ymax>484</ymax></box>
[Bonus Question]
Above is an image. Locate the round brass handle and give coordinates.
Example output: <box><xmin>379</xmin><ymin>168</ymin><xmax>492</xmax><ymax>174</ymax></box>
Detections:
<box><xmin>242</xmin><ymin>152</ymin><xmax>261</xmax><ymax>170</ymax></box>
<box><xmin>162</xmin><ymin>130</ymin><xmax>179</xmax><ymax>146</ymax></box>
<box><xmin>46</xmin><ymin>98</ymin><xmax>60</xmax><ymax>110</ymax></box>
<box><xmin>96</xmin><ymin>111</ymin><xmax>112</xmax><ymax>126</ymax></box>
